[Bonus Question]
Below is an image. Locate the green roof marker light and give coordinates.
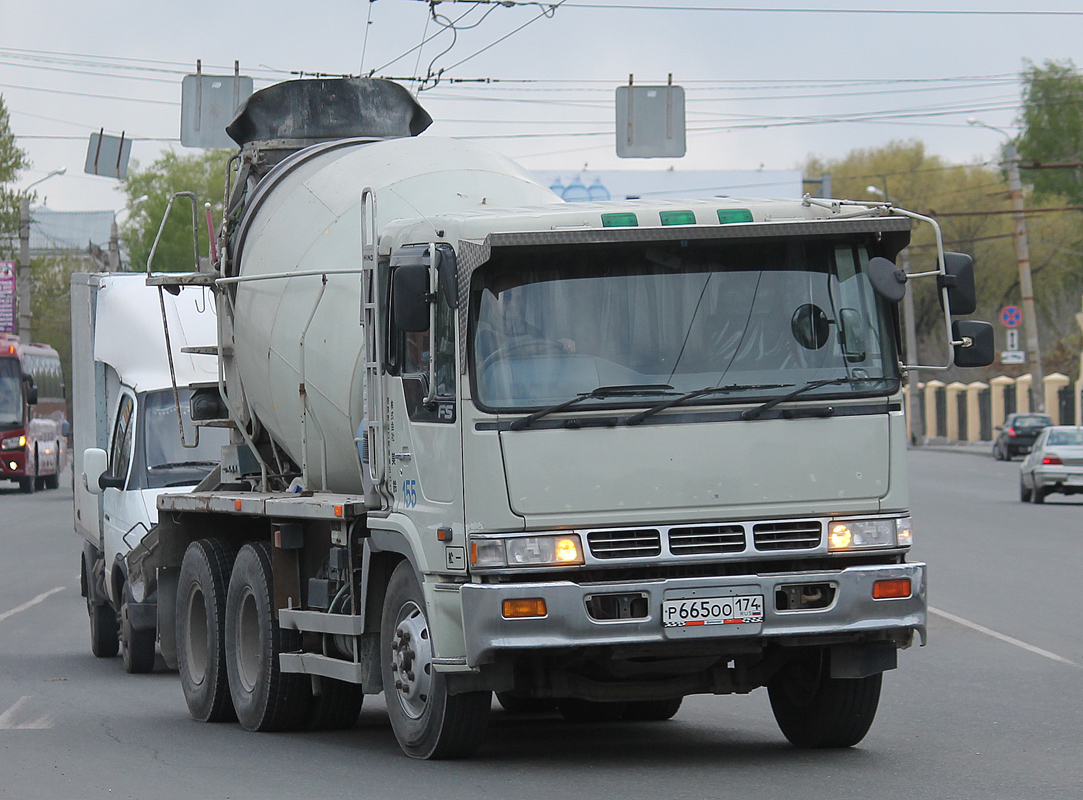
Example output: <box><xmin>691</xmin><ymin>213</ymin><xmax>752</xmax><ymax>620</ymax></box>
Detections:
<box><xmin>659</xmin><ymin>210</ymin><xmax>697</xmax><ymax>226</ymax></box>
<box><xmin>717</xmin><ymin>209</ymin><xmax>754</xmax><ymax>224</ymax></box>
<box><xmin>601</xmin><ymin>212</ymin><xmax>638</xmax><ymax>228</ymax></box>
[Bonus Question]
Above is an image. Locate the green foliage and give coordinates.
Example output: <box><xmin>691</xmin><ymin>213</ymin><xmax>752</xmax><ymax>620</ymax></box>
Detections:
<box><xmin>121</xmin><ymin>150</ymin><xmax>232</xmax><ymax>272</ymax></box>
<box><xmin>1016</xmin><ymin>60</ymin><xmax>1083</xmax><ymax>203</ymax></box>
<box><xmin>0</xmin><ymin>95</ymin><xmax>30</xmax><ymax>254</ymax></box>
<box><xmin>30</xmin><ymin>253</ymin><xmax>79</xmax><ymax>420</ymax></box>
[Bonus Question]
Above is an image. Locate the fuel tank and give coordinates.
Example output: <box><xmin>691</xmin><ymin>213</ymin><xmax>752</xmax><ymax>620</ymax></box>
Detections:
<box><xmin>231</xmin><ymin>135</ymin><xmax>560</xmax><ymax>492</ymax></box>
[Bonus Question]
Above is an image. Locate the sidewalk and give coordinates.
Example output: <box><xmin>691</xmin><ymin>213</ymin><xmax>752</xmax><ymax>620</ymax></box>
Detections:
<box><xmin>909</xmin><ymin>437</ymin><xmax>992</xmax><ymax>457</ymax></box>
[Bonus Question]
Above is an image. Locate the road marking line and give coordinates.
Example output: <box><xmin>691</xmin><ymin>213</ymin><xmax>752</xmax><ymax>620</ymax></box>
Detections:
<box><xmin>929</xmin><ymin>606</ymin><xmax>1078</xmax><ymax>667</ymax></box>
<box><xmin>0</xmin><ymin>697</ymin><xmax>54</xmax><ymax>730</ymax></box>
<box><xmin>0</xmin><ymin>587</ymin><xmax>66</xmax><ymax>624</ymax></box>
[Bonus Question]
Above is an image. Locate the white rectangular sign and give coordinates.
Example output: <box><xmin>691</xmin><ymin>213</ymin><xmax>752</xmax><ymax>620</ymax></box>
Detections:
<box><xmin>1001</xmin><ymin>350</ymin><xmax>1026</xmax><ymax>364</ymax></box>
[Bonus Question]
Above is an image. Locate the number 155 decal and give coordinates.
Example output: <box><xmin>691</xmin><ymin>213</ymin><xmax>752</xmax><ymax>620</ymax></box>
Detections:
<box><xmin>402</xmin><ymin>479</ymin><xmax>418</xmax><ymax>508</ymax></box>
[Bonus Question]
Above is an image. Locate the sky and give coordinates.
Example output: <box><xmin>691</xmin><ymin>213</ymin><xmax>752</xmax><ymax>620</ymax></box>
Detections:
<box><xmin>4</xmin><ymin>0</ymin><xmax>1083</xmax><ymax>214</ymax></box>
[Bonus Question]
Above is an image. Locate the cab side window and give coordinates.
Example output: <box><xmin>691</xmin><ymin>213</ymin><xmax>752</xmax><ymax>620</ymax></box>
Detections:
<box><xmin>397</xmin><ymin>283</ymin><xmax>456</xmax><ymax>398</ymax></box>
<box><xmin>109</xmin><ymin>395</ymin><xmax>135</xmax><ymax>484</ymax></box>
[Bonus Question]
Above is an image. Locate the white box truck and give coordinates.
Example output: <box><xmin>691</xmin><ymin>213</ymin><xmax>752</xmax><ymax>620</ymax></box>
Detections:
<box><xmin>72</xmin><ymin>273</ymin><xmax>228</xmax><ymax>672</ymax></box>
<box><xmin>131</xmin><ymin>78</ymin><xmax>993</xmax><ymax>757</ymax></box>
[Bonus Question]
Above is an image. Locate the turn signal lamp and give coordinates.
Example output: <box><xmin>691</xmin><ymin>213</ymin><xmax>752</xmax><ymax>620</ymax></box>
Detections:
<box><xmin>502</xmin><ymin>598</ymin><xmax>547</xmax><ymax>618</ymax></box>
<box><xmin>5</xmin><ymin>345</ymin><xmax>14</xmax><ymax>356</ymax></box>
<box><xmin>1043</xmin><ymin>454</ymin><xmax>1063</xmax><ymax>465</ymax></box>
<box><xmin>873</xmin><ymin>578</ymin><xmax>912</xmax><ymax>599</ymax></box>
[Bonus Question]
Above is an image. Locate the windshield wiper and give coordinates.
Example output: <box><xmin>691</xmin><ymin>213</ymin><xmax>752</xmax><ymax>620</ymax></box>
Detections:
<box><xmin>149</xmin><ymin>460</ymin><xmax>219</xmax><ymax>469</ymax></box>
<box><xmin>509</xmin><ymin>384</ymin><xmax>675</xmax><ymax>431</ymax></box>
<box><xmin>741</xmin><ymin>377</ymin><xmax>867</xmax><ymax>420</ymax></box>
<box><xmin>623</xmin><ymin>383</ymin><xmax>791</xmax><ymax>426</ymax></box>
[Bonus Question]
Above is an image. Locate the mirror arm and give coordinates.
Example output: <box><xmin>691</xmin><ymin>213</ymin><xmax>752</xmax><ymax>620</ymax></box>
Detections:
<box><xmin>424</xmin><ymin>242</ymin><xmax>439</xmax><ymax>407</ymax></box>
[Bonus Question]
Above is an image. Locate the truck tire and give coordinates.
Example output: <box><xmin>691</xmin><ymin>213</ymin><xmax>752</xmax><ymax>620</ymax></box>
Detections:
<box><xmin>306</xmin><ymin>677</ymin><xmax>364</xmax><ymax>730</ymax></box>
<box><xmin>1031</xmin><ymin>486</ymin><xmax>1047</xmax><ymax>504</ymax></box>
<box><xmin>88</xmin><ymin>597</ymin><xmax>119</xmax><ymax>658</ymax></box>
<box><xmin>381</xmin><ymin>561</ymin><xmax>491</xmax><ymax>759</ymax></box>
<box><xmin>768</xmin><ymin>650</ymin><xmax>882</xmax><ymax>748</ymax></box>
<box><xmin>622</xmin><ymin>697</ymin><xmax>683</xmax><ymax>721</ymax></box>
<box><xmin>556</xmin><ymin>699</ymin><xmax>627</xmax><ymax>723</ymax></box>
<box><xmin>178</xmin><ymin>538</ymin><xmax>236</xmax><ymax>722</ymax></box>
<box><xmin>224</xmin><ymin>541</ymin><xmax>311</xmax><ymax>732</ymax></box>
<box><xmin>120</xmin><ymin>583</ymin><xmax>156</xmax><ymax>674</ymax></box>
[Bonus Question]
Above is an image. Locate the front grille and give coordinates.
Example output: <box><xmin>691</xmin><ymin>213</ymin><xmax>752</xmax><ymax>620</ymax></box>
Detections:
<box><xmin>588</xmin><ymin>529</ymin><xmax>662</xmax><ymax>559</ymax></box>
<box><xmin>753</xmin><ymin>520</ymin><xmax>821</xmax><ymax>551</ymax></box>
<box><xmin>669</xmin><ymin>525</ymin><xmax>745</xmax><ymax>555</ymax></box>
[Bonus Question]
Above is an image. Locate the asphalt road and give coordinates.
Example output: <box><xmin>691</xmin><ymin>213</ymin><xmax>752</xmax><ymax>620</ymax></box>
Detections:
<box><xmin>1</xmin><ymin>450</ymin><xmax>1080</xmax><ymax>800</ymax></box>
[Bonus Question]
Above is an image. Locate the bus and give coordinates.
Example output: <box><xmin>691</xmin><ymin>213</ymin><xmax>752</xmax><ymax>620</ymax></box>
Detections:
<box><xmin>0</xmin><ymin>333</ymin><xmax>68</xmax><ymax>492</ymax></box>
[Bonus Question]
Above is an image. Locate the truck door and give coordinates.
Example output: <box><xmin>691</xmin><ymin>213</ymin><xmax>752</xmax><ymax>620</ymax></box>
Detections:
<box><xmin>101</xmin><ymin>390</ymin><xmax>145</xmax><ymax>603</ymax></box>
<box><xmin>388</xmin><ymin>255</ymin><xmax>464</xmax><ymax>574</ymax></box>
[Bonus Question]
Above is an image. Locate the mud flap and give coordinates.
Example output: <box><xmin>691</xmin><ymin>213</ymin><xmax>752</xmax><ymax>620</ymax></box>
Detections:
<box><xmin>829</xmin><ymin>642</ymin><xmax>897</xmax><ymax>679</ymax></box>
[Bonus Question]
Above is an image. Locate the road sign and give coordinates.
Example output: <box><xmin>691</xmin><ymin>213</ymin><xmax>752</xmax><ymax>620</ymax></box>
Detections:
<box><xmin>1001</xmin><ymin>350</ymin><xmax>1026</xmax><ymax>364</ymax></box>
<box><xmin>0</xmin><ymin>261</ymin><xmax>14</xmax><ymax>334</ymax></box>
<box><xmin>1006</xmin><ymin>329</ymin><xmax>1020</xmax><ymax>351</ymax></box>
<box><xmin>1001</xmin><ymin>305</ymin><xmax>1022</xmax><ymax>328</ymax></box>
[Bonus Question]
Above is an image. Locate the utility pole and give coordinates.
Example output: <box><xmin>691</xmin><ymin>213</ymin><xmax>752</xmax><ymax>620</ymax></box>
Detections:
<box><xmin>18</xmin><ymin>194</ymin><xmax>30</xmax><ymax>342</ymax></box>
<box><xmin>17</xmin><ymin>168</ymin><xmax>67</xmax><ymax>344</ymax></box>
<box><xmin>969</xmin><ymin>119</ymin><xmax>1044</xmax><ymax>411</ymax></box>
<box><xmin>1004</xmin><ymin>140</ymin><xmax>1045</xmax><ymax>411</ymax></box>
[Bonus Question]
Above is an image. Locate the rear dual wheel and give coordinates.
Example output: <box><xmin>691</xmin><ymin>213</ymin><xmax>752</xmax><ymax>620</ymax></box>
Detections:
<box><xmin>178</xmin><ymin>538</ymin><xmax>236</xmax><ymax>722</ymax></box>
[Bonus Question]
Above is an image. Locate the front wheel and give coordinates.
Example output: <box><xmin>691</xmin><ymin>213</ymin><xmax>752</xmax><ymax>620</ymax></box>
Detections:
<box><xmin>1020</xmin><ymin>477</ymin><xmax>1032</xmax><ymax>502</ymax></box>
<box><xmin>120</xmin><ymin>583</ymin><xmax>156</xmax><ymax>674</ymax></box>
<box><xmin>768</xmin><ymin>650</ymin><xmax>882</xmax><ymax>748</ymax></box>
<box><xmin>18</xmin><ymin>453</ymin><xmax>36</xmax><ymax>494</ymax></box>
<box><xmin>381</xmin><ymin>561</ymin><xmax>490</xmax><ymax>759</ymax></box>
<box><xmin>88</xmin><ymin>597</ymin><xmax>119</xmax><ymax>658</ymax></box>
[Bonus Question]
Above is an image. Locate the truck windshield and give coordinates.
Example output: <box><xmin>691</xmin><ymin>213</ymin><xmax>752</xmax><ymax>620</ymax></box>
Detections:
<box><xmin>143</xmin><ymin>389</ymin><xmax>229</xmax><ymax>487</ymax></box>
<box><xmin>0</xmin><ymin>358</ymin><xmax>22</xmax><ymax>427</ymax></box>
<box><xmin>471</xmin><ymin>237</ymin><xmax>900</xmax><ymax>412</ymax></box>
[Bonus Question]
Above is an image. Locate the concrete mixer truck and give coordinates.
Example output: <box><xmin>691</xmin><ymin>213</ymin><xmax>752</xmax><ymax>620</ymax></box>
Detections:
<box><xmin>131</xmin><ymin>77</ymin><xmax>994</xmax><ymax>759</ymax></box>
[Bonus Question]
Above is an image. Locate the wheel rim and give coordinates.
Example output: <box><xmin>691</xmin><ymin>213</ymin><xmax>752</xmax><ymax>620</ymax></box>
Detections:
<box><xmin>184</xmin><ymin>584</ymin><xmax>209</xmax><ymax>684</ymax></box>
<box><xmin>390</xmin><ymin>600</ymin><xmax>433</xmax><ymax>720</ymax></box>
<box><xmin>236</xmin><ymin>587</ymin><xmax>261</xmax><ymax>693</ymax></box>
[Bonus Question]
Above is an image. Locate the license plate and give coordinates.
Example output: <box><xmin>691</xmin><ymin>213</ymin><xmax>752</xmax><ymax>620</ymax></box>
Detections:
<box><xmin>662</xmin><ymin>594</ymin><xmax>764</xmax><ymax>628</ymax></box>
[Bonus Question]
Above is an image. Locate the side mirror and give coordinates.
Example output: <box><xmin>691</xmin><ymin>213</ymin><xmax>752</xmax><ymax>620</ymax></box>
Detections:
<box><xmin>838</xmin><ymin>308</ymin><xmax>867</xmax><ymax>362</ymax></box>
<box><xmin>392</xmin><ymin>264</ymin><xmax>431</xmax><ymax>333</ymax></box>
<box><xmin>25</xmin><ymin>385</ymin><xmax>38</xmax><ymax>406</ymax></box>
<box><xmin>83</xmin><ymin>448</ymin><xmax>109</xmax><ymax>495</ymax></box>
<box><xmin>866</xmin><ymin>257</ymin><xmax>907</xmax><ymax>303</ymax></box>
<box><xmin>939</xmin><ymin>252</ymin><xmax>977</xmax><ymax>316</ymax></box>
<box><xmin>952</xmin><ymin>320</ymin><xmax>994</xmax><ymax>367</ymax></box>
<box><xmin>62</xmin><ymin>420</ymin><xmax>71</xmax><ymax>438</ymax></box>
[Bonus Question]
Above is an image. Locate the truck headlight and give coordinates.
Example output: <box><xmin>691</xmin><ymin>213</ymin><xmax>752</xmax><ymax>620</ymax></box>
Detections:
<box><xmin>471</xmin><ymin>534</ymin><xmax>585</xmax><ymax>568</ymax></box>
<box><xmin>828</xmin><ymin>517</ymin><xmax>911</xmax><ymax>551</ymax></box>
<box><xmin>1</xmin><ymin>434</ymin><xmax>26</xmax><ymax>450</ymax></box>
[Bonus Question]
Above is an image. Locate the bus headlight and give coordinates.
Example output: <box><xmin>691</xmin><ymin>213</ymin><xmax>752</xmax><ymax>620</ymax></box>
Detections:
<box><xmin>471</xmin><ymin>534</ymin><xmax>585</xmax><ymax>568</ymax></box>
<box><xmin>828</xmin><ymin>518</ymin><xmax>911</xmax><ymax>551</ymax></box>
<box><xmin>1</xmin><ymin>434</ymin><xmax>26</xmax><ymax>450</ymax></box>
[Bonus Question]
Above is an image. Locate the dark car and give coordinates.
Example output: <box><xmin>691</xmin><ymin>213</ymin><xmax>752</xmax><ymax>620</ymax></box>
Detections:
<box><xmin>993</xmin><ymin>412</ymin><xmax>1053</xmax><ymax>460</ymax></box>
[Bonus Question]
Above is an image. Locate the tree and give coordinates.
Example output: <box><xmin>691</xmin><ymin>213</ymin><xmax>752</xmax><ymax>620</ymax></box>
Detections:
<box><xmin>1016</xmin><ymin>60</ymin><xmax>1083</xmax><ymax>204</ymax></box>
<box><xmin>121</xmin><ymin>149</ymin><xmax>232</xmax><ymax>272</ymax></box>
<box><xmin>0</xmin><ymin>94</ymin><xmax>30</xmax><ymax>255</ymax></box>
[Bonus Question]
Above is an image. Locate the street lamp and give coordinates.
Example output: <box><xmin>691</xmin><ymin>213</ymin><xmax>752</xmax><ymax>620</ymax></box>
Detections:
<box><xmin>866</xmin><ymin>184</ymin><xmax>923</xmax><ymax>444</ymax></box>
<box><xmin>968</xmin><ymin>118</ymin><xmax>1044</xmax><ymax>411</ymax></box>
<box><xmin>18</xmin><ymin>168</ymin><xmax>67</xmax><ymax>343</ymax></box>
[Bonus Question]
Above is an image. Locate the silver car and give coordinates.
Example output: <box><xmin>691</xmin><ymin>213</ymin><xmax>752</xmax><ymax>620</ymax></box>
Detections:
<box><xmin>1020</xmin><ymin>426</ymin><xmax>1083</xmax><ymax>503</ymax></box>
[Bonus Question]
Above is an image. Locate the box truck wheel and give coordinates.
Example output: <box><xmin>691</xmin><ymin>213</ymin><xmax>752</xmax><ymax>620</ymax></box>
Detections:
<box><xmin>177</xmin><ymin>538</ymin><xmax>236</xmax><ymax>722</ymax></box>
<box><xmin>120</xmin><ymin>583</ymin><xmax>156</xmax><ymax>674</ymax></box>
<box><xmin>306</xmin><ymin>677</ymin><xmax>364</xmax><ymax>730</ymax></box>
<box><xmin>381</xmin><ymin>561</ymin><xmax>490</xmax><ymax>759</ymax></box>
<box><xmin>768</xmin><ymin>649</ymin><xmax>881</xmax><ymax>748</ymax></box>
<box><xmin>87</xmin><ymin>597</ymin><xmax>119</xmax><ymax>658</ymax></box>
<box><xmin>224</xmin><ymin>541</ymin><xmax>310</xmax><ymax>732</ymax></box>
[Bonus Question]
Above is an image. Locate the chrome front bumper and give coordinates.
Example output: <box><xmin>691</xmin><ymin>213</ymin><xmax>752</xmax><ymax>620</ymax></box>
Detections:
<box><xmin>459</xmin><ymin>562</ymin><xmax>926</xmax><ymax>668</ymax></box>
